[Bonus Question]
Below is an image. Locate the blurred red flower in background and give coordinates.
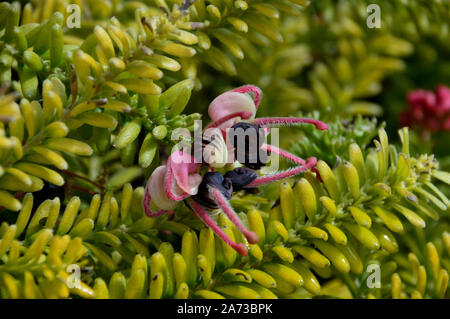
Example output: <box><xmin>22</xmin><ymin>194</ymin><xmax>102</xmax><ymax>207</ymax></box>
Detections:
<box><xmin>400</xmin><ymin>85</ymin><xmax>450</xmax><ymax>133</ymax></box>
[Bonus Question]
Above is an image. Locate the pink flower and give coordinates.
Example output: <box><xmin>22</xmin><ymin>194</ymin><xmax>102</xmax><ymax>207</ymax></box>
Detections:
<box><xmin>400</xmin><ymin>85</ymin><xmax>450</xmax><ymax>133</ymax></box>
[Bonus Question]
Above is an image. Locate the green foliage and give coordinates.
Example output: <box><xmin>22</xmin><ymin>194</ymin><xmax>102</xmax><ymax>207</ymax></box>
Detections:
<box><xmin>0</xmin><ymin>0</ymin><xmax>449</xmax><ymax>299</ymax></box>
<box><xmin>195</xmin><ymin>0</ymin><xmax>449</xmax><ymax>127</ymax></box>
<box><xmin>0</xmin><ymin>126</ymin><xmax>449</xmax><ymax>299</ymax></box>
<box><xmin>289</xmin><ymin>114</ymin><xmax>379</xmax><ymax>166</ymax></box>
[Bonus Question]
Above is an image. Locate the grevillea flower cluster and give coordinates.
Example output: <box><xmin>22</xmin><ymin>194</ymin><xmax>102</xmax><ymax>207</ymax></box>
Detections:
<box><xmin>144</xmin><ymin>85</ymin><xmax>328</xmax><ymax>256</ymax></box>
<box><xmin>400</xmin><ymin>85</ymin><xmax>450</xmax><ymax>133</ymax></box>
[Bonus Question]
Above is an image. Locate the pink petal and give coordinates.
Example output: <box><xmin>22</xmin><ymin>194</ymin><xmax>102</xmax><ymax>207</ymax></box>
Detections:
<box><xmin>208</xmin><ymin>91</ymin><xmax>257</xmax><ymax>129</ymax></box>
<box><xmin>231</xmin><ymin>85</ymin><xmax>262</xmax><ymax>108</ymax></box>
<box><xmin>143</xmin><ymin>183</ymin><xmax>172</xmax><ymax>218</ymax></box>
<box><xmin>167</xmin><ymin>150</ymin><xmax>202</xmax><ymax>195</ymax></box>
<box><xmin>408</xmin><ymin>89</ymin><xmax>436</xmax><ymax>112</ymax></box>
<box><xmin>146</xmin><ymin>165</ymin><xmax>178</xmax><ymax>210</ymax></box>
<box><xmin>436</xmin><ymin>85</ymin><xmax>450</xmax><ymax>112</ymax></box>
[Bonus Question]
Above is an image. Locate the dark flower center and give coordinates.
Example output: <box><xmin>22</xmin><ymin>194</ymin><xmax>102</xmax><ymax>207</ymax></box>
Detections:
<box><xmin>192</xmin><ymin>172</ymin><xmax>232</xmax><ymax>209</ymax></box>
<box><xmin>229</xmin><ymin>122</ymin><xmax>268</xmax><ymax>170</ymax></box>
<box><xmin>224</xmin><ymin>167</ymin><xmax>258</xmax><ymax>191</ymax></box>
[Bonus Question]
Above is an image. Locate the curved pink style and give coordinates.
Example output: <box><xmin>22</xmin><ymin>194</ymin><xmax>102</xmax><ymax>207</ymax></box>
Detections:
<box><xmin>187</xmin><ymin>198</ymin><xmax>249</xmax><ymax>256</ymax></box>
<box><xmin>262</xmin><ymin>144</ymin><xmax>323</xmax><ymax>180</ymax></box>
<box><xmin>208</xmin><ymin>185</ymin><xmax>258</xmax><ymax>244</ymax></box>
<box><xmin>245</xmin><ymin>157</ymin><xmax>317</xmax><ymax>187</ymax></box>
<box><xmin>250</xmin><ymin>117</ymin><xmax>329</xmax><ymax>131</ymax></box>
<box><xmin>261</xmin><ymin>144</ymin><xmax>306</xmax><ymax>165</ymax></box>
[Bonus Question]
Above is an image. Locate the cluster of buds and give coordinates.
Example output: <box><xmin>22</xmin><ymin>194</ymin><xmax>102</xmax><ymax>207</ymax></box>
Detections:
<box><xmin>400</xmin><ymin>85</ymin><xmax>450</xmax><ymax>133</ymax></box>
<box><xmin>143</xmin><ymin>85</ymin><xmax>328</xmax><ymax>256</ymax></box>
